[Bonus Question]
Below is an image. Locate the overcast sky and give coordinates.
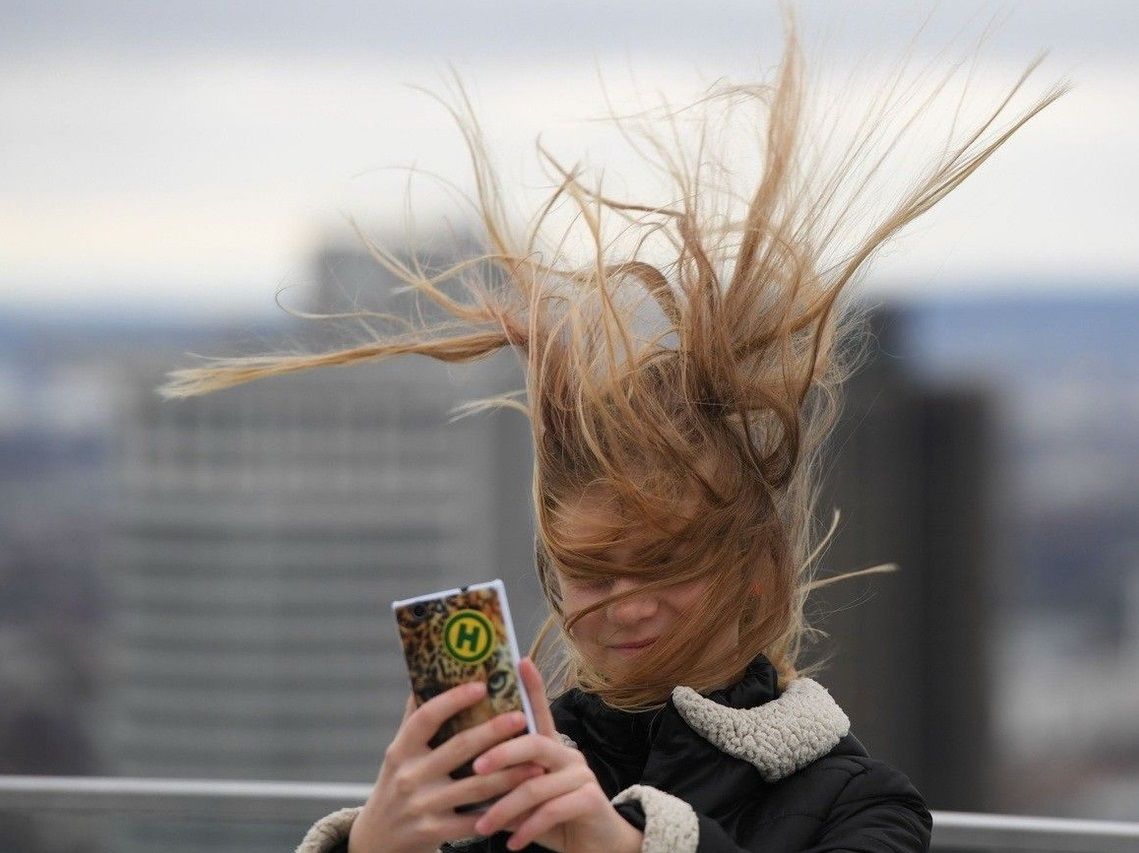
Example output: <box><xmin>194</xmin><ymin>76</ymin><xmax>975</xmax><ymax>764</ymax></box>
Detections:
<box><xmin>2</xmin><ymin>1</ymin><xmax>1137</xmax><ymax>320</ymax></box>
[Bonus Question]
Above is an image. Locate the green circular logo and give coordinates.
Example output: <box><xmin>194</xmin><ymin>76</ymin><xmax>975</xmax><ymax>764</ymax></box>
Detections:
<box><xmin>443</xmin><ymin>609</ymin><xmax>495</xmax><ymax>664</ymax></box>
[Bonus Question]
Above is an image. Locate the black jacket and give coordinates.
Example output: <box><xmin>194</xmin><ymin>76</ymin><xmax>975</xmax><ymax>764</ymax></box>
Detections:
<box><xmin>298</xmin><ymin>653</ymin><xmax>931</xmax><ymax>853</ymax></box>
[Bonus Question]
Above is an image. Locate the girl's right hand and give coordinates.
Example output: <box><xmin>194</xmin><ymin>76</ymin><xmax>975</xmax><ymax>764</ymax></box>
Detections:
<box><xmin>348</xmin><ymin>681</ymin><xmax>545</xmax><ymax>853</ymax></box>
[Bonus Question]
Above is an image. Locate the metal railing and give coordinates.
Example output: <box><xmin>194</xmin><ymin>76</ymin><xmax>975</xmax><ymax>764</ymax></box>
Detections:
<box><xmin>2</xmin><ymin>775</ymin><xmax>1138</xmax><ymax>851</ymax></box>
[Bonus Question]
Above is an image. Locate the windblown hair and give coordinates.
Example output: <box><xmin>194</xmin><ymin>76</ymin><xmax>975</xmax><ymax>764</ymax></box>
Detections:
<box><xmin>157</xmin><ymin>13</ymin><xmax>1068</xmax><ymax>710</ymax></box>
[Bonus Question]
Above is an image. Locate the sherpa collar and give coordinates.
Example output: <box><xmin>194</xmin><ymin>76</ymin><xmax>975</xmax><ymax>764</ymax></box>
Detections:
<box><xmin>671</xmin><ymin>676</ymin><xmax>850</xmax><ymax>782</ymax></box>
<box><xmin>553</xmin><ymin>653</ymin><xmax>850</xmax><ymax>784</ymax></box>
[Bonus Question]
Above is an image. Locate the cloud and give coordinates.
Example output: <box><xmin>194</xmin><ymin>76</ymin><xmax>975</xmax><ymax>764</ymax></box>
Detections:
<box><xmin>1</xmin><ymin>2</ymin><xmax>1136</xmax><ymax>315</ymax></box>
<box><xmin>2</xmin><ymin>1</ymin><xmax>1137</xmax><ymax>63</ymax></box>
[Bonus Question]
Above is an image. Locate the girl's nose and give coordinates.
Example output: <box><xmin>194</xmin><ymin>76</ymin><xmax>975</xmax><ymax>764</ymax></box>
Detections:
<box><xmin>607</xmin><ymin>576</ymin><xmax>658</xmax><ymax>622</ymax></box>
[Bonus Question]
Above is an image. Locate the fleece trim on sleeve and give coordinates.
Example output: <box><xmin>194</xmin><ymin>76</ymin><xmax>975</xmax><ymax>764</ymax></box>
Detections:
<box><xmin>671</xmin><ymin>677</ymin><xmax>850</xmax><ymax>783</ymax></box>
<box><xmin>296</xmin><ymin>806</ymin><xmax>362</xmax><ymax>853</ymax></box>
<box><xmin>611</xmin><ymin>784</ymin><xmax>699</xmax><ymax>853</ymax></box>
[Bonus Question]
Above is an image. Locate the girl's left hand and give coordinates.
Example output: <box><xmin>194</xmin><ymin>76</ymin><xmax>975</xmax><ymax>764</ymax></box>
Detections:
<box><xmin>470</xmin><ymin>657</ymin><xmax>644</xmax><ymax>853</ymax></box>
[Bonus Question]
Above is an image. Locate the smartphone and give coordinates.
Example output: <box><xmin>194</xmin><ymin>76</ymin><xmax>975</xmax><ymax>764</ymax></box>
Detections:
<box><xmin>391</xmin><ymin>578</ymin><xmax>538</xmax><ymax>813</ymax></box>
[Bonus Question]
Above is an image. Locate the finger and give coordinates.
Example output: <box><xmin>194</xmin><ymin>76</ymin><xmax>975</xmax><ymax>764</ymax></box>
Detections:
<box><xmin>473</xmin><ymin>766</ymin><xmax>591</xmax><ymax>837</ymax></box>
<box><xmin>399</xmin><ymin>681</ymin><xmax>487</xmax><ymax>751</ymax></box>
<box><xmin>422</xmin><ymin>707</ymin><xmax>530</xmax><ymax>777</ymax></box>
<box><xmin>400</xmin><ymin>692</ymin><xmax>416</xmax><ymax>725</ymax></box>
<box><xmin>501</xmin><ymin>803</ymin><xmax>538</xmax><ymax>830</ymax></box>
<box><xmin>501</xmin><ymin>806</ymin><xmax>540</xmax><ymax>838</ymax></box>
<box><xmin>504</xmin><ymin>785</ymin><xmax>598</xmax><ymax>851</ymax></box>
<box><xmin>431</xmin><ymin>762</ymin><xmax>544</xmax><ymax>813</ymax></box>
<box><xmin>473</xmin><ymin>732</ymin><xmax>566</xmax><ymax>775</ymax></box>
<box><xmin>518</xmin><ymin>657</ymin><xmax>558</xmax><ymax>738</ymax></box>
<box><xmin>422</xmin><ymin>810</ymin><xmax>488</xmax><ymax>845</ymax></box>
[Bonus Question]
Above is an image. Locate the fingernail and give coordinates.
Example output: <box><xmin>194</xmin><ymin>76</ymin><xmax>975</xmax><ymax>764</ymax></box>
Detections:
<box><xmin>468</xmin><ymin>681</ymin><xmax>486</xmax><ymax>695</ymax></box>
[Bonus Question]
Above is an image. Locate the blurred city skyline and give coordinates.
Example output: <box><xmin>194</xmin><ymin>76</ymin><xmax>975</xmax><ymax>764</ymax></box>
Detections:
<box><xmin>1</xmin><ymin>232</ymin><xmax>1137</xmax><ymax>849</ymax></box>
<box><xmin>2</xmin><ymin>1</ymin><xmax>1138</xmax><ymax>321</ymax></box>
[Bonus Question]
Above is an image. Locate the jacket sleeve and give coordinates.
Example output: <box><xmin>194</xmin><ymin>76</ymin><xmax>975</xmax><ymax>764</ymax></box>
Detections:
<box><xmin>796</xmin><ymin>762</ymin><xmax>932</xmax><ymax>853</ymax></box>
<box><xmin>294</xmin><ymin>806</ymin><xmax>492</xmax><ymax>853</ymax></box>
<box><xmin>610</xmin><ymin>762</ymin><xmax>931</xmax><ymax>853</ymax></box>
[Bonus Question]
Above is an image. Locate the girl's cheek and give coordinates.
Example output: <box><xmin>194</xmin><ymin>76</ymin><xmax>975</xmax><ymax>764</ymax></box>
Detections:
<box><xmin>577</xmin><ymin>613</ymin><xmax>606</xmax><ymax>647</ymax></box>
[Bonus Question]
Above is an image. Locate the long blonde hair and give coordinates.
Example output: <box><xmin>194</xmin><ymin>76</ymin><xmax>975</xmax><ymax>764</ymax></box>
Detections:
<box><xmin>156</xmin><ymin>11</ymin><xmax>1069</xmax><ymax>710</ymax></box>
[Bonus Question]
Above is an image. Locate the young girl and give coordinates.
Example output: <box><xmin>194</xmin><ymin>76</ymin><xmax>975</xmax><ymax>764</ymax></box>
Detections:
<box><xmin>158</xmin><ymin>13</ymin><xmax>1068</xmax><ymax>853</ymax></box>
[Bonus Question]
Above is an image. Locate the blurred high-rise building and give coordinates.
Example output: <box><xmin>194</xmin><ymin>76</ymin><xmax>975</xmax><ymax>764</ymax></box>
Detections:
<box><xmin>95</xmin><ymin>240</ymin><xmax>540</xmax><ymax>852</ymax></box>
<box><xmin>806</xmin><ymin>305</ymin><xmax>994</xmax><ymax>813</ymax></box>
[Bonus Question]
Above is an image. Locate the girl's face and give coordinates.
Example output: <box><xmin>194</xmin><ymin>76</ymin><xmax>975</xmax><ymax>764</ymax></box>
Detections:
<box><xmin>553</xmin><ymin>500</ymin><xmax>738</xmax><ymax>675</ymax></box>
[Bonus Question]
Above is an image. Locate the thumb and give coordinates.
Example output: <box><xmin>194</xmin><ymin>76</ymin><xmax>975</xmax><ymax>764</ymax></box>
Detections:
<box><xmin>401</xmin><ymin>692</ymin><xmax>416</xmax><ymax>724</ymax></box>
<box><xmin>519</xmin><ymin>657</ymin><xmax>557</xmax><ymax>738</ymax></box>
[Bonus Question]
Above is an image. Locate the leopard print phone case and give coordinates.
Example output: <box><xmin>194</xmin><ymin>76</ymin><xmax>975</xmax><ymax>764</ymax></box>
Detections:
<box><xmin>392</xmin><ymin>579</ymin><xmax>538</xmax><ymax>812</ymax></box>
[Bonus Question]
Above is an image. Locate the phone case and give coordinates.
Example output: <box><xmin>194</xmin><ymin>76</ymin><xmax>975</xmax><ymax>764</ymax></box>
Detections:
<box><xmin>392</xmin><ymin>579</ymin><xmax>538</xmax><ymax>812</ymax></box>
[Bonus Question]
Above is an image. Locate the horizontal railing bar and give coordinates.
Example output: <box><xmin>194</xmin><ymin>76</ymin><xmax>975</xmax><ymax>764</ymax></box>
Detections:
<box><xmin>1</xmin><ymin>776</ymin><xmax>1138</xmax><ymax>850</ymax></box>
<box><xmin>0</xmin><ymin>776</ymin><xmax>372</xmax><ymax>821</ymax></box>
<box><xmin>930</xmin><ymin>810</ymin><xmax>1139</xmax><ymax>852</ymax></box>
